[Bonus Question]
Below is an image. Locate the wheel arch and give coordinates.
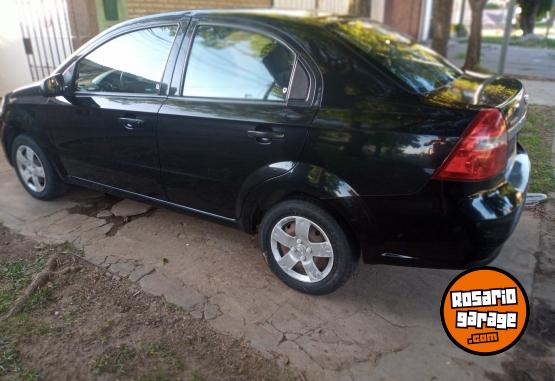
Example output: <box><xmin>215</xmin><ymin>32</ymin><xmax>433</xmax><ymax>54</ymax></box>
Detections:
<box><xmin>3</xmin><ymin>117</ymin><xmax>67</xmax><ymax>180</ymax></box>
<box><xmin>238</xmin><ymin>163</ymin><xmax>379</xmax><ymax>260</ymax></box>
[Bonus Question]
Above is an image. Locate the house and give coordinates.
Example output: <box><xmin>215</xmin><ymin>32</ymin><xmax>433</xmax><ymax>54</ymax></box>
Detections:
<box><xmin>0</xmin><ymin>0</ymin><xmax>433</xmax><ymax>94</ymax></box>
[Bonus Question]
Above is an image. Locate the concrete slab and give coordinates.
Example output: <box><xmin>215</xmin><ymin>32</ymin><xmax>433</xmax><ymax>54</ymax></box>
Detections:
<box><xmin>520</xmin><ymin>80</ymin><xmax>555</xmax><ymax>106</ymax></box>
<box><xmin>111</xmin><ymin>199</ymin><xmax>152</xmax><ymax>217</ymax></box>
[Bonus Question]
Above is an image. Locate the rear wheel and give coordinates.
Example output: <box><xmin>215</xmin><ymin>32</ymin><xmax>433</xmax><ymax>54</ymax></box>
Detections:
<box><xmin>11</xmin><ymin>135</ymin><xmax>66</xmax><ymax>200</ymax></box>
<box><xmin>259</xmin><ymin>200</ymin><xmax>357</xmax><ymax>294</ymax></box>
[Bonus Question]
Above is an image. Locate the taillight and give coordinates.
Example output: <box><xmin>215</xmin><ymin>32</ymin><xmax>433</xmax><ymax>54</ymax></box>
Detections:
<box><xmin>433</xmin><ymin>109</ymin><xmax>508</xmax><ymax>181</ymax></box>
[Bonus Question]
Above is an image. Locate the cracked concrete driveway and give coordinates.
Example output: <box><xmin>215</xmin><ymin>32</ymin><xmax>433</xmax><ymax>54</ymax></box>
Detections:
<box><xmin>0</xmin><ymin>154</ymin><xmax>543</xmax><ymax>380</ymax></box>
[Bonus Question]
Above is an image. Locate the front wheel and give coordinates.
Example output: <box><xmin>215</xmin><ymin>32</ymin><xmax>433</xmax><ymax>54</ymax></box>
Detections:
<box><xmin>259</xmin><ymin>200</ymin><xmax>357</xmax><ymax>295</ymax></box>
<box><xmin>11</xmin><ymin>135</ymin><xmax>66</xmax><ymax>200</ymax></box>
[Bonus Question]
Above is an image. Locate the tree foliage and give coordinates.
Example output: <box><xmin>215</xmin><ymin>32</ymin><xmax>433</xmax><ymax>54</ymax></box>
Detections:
<box><xmin>517</xmin><ymin>0</ymin><xmax>553</xmax><ymax>35</ymax></box>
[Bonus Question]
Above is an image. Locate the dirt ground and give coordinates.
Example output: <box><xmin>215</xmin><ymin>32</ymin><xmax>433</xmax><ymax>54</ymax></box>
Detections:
<box><xmin>0</xmin><ymin>225</ymin><xmax>297</xmax><ymax>381</ymax></box>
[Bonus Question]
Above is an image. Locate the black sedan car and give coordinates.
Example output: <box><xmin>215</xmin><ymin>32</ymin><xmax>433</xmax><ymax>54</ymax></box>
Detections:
<box><xmin>0</xmin><ymin>10</ymin><xmax>530</xmax><ymax>294</ymax></box>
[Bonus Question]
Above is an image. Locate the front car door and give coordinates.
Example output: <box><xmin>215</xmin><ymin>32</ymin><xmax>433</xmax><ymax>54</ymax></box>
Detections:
<box><xmin>157</xmin><ymin>20</ymin><xmax>318</xmax><ymax>219</ymax></box>
<box><xmin>49</xmin><ymin>23</ymin><xmax>181</xmax><ymax>198</ymax></box>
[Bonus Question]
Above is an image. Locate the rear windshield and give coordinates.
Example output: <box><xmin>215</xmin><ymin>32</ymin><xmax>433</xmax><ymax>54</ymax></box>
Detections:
<box><xmin>329</xmin><ymin>20</ymin><xmax>462</xmax><ymax>93</ymax></box>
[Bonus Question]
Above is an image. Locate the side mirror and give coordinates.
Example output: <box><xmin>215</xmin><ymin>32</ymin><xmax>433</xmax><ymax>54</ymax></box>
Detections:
<box><xmin>40</xmin><ymin>74</ymin><xmax>66</xmax><ymax>97</ymax></box>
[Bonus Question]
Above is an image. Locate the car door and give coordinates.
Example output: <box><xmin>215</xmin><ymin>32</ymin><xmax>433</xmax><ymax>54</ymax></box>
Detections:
<box><xmin>49</xmin><ymin>24</ymin><xmax>180</xmax><ymax>198</ymax></box>
<box><xmin>157</xmin><ymin>21</ymin><xmax>317</xmax><ymax>219</ymax></box>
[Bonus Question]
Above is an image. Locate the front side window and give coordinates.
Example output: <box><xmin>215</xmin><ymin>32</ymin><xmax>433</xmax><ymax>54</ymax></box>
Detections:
<box><xmin>183</xmin><ymin>25</ymin><xmax>295</xmax><ymax>102</ymax></box>
<box><xmin>75</xmin><ymin>26</ymin><xmax>177</xmax><ymax>94</ymax></box>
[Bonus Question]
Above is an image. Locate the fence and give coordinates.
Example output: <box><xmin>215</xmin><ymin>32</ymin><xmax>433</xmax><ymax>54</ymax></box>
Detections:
<box><xmin>16</xmin><ymin>0</ymin><xmax>74</xmax><ymax>81</ymax></box>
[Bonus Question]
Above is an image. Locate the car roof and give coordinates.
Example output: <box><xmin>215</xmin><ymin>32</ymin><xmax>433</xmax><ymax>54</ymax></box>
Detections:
<box><xmin>185</xmin><ymin>8</ymin><xmax>329</xmax><ymax>17</ymax></box>
<box><xmin>122</xmin><ymin>8</ymin><xmax>376</xmax><ymax>29</ymax></box>
<box><xmin>158</xmin><ymin>8</ymin><xmax>333</xmax><ymax>20</ymax></box>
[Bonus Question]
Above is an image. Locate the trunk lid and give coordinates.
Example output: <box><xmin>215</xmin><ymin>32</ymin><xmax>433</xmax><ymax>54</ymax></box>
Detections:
<box><xmin>424</xmin><ymin>72</ymin><xmax>528</xmax><ymax>133</ymax></box>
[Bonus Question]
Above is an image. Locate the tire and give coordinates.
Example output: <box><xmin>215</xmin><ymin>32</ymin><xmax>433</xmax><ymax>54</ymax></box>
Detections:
<box><xmin>259</xmin><ymin>199</ymin><xmax>357</xmax><ymax>295</ymax></box>
<box><xmin>11</xmin><ymin>134</ymin><xmax>66</xmax><ymax>200</ymax></box>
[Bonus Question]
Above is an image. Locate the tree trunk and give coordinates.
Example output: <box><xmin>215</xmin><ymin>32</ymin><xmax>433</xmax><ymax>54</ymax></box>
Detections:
<box><xmin>431</xmin><ymin>0</ymin><xmax>455</xmax><ymax>56</ymax></box>
<box><xmin>519</xmin><ymin>0</ymin><xmax>542</xmax><ymax>35</ymax></box>
<box><xmin>546</xmin><ymin>5</ymin><xmax>555</xmax><ymax>38</ymax></box>
<box><xmin>463</xmin><ymin>0</ymin><xmax>487</xmax><ymax>70</ymax></box>
<box><xmin>527</xmin><ymin>0</ymin><xmax>542</xmax><ymax>35</ymax></box>
<box><xmin>456</xmin><ymin>0</ymin><xmax>467</xmax><ymax>37</ymax></box>
<box><xmin>349</xmin><ymin>0</ymin><xmax>370</xmax><ymax>17</ymax></box>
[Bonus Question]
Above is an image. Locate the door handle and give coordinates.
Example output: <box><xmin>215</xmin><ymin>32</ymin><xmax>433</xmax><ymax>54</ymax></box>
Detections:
<box><xmin>247</xmin><ymin>130</ymin><xmax>285</xmax><ymax>143</ymax></box>
<box><xmin>119</xmin><ymin>117</ymin><xmax>144</xmax><ymax>130</ymax></box>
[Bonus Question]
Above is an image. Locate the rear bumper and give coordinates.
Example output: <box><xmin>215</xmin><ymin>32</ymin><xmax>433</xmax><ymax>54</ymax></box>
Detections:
<box><xmin>361</xmin><ymin>143</ymin><xmax>530</xmax><ymax>268</ymax></box>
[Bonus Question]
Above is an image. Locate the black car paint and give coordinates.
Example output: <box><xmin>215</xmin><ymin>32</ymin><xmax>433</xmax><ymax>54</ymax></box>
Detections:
<box><xmin>0</xmin><ymin>10</ymin><xmax>530</xmax><ymax>268</ymax></box>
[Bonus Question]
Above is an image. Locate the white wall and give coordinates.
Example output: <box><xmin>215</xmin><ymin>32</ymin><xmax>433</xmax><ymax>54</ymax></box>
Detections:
<box><xmin>274</xmin><ymin>0</ymin><xmax>317</xmax><ymax>9</ymax></box>
<box><xmin>273</xmin><ymin>0</ymin><xmax>386</xmax><ymax>21</ymax></box>
<box><xmin>419</xmin><ymin>0</ymin><xmax>433</xmax><ymax>41</ymax></box>
<box><xmin>273</xmin><ymin>0</ymin><xmax>349</xmax><ymax>14</ymax></box>
<box><xmin>0</xmin><ymin>0</ymin><xmax>33</xmax><ymax>95</ymax></box>
<box><xmin>370</xmin><ymin>0</ymin><xmax>385</xmax><ymax>22</ymax></box>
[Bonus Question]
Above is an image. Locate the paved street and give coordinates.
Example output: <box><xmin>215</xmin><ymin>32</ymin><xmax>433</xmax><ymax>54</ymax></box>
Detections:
<box><xmin>520</xmin><ymin>80</ymin><xmax>555</xmax><ymax>106</ymax></box>
<box><xmin>0</xmin><ymin>149</ymin><xmax>550</xmax><ymax>380</ymax></box>
<box><xmin>448</xmin><ymin>41</ymin><xmax>555</xmax><ymax>80</ymax></box>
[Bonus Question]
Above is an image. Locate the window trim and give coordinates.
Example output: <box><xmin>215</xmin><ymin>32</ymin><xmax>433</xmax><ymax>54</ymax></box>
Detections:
<box><xmin>288</xmin><ymin>59</ymin><xmax>311</xmax><ymax>103</ymax></box>
<box><xmin>70</xmin><ymin>23</ymin><xmax>181</xmax><ymax>97</ymax></box>
<box><xmin>177</xmin><ymin>20</ymin><xmax>309</xmax><ymax>106</ymax></box>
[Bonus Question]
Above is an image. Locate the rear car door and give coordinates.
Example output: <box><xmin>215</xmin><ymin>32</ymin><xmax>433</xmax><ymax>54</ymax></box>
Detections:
<box><xmin>50</xmin><ymin>24</ymin><xmax>180</xmax><ymax>198</ymax></box>
<box><xmin>157</xmin><ymin>21</ymin><xmax>316</xmax><ymax>218</ymax></box>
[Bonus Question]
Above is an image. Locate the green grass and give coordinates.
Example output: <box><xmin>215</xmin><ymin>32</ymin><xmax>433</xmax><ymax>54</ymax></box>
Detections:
<box><xmin>94</xmin><ymin>345</ymin><xmax>136</xmax><ymax>374</ymax></box>
<box><xmin>480</xmin><ymin>36</ymin><xmax>555</xmax><ymax>49</ymax></box>
<box><xmin>0</xmin><ymin>314</ymin><xmax>51</xmax><ymax>337</ymax></box>
<box><xmin>1</xmin><ymin>261</ymin><xmax>27</xmax><ymax>283</ymax></box>
<box><xmin>0</xmin><ymin>257</ymin><xmax>51</xmax><ymax>315</ymax></box>
<box><xmin>519</xmin><ymin>106</ymin><xmax>555</xmax><ymax>193</ymax></box>
<box><xmin>145</xmin><ymin>343</ymin><xmax>184</xmax><ymax>370</ymax></box>
<box><xmin>138</xmin><ymin>343</ymin><xmax>186</xmax><ymax>381</ymax></box>
<box><xmin>0</xmin><ymin>340</ymin><xmax>22</xmax><ymax>375</ymax></box>
<box><xmin>24</xmin><ymin>288</ymin><xmax>51</xmax><ymax>312</ymax></box>
<box><xmin>485</xmin><ymin>3</ymin><xmax>501</xmax><ymax>9</ymax></box>
<box><xmin>0</xmin><ymin>255</ymin><xmax>53</xmax><ymax>381</ymax></box>
<box><xmin>0</xmin><ymin>289</ymin><xmax>17</xmax><ymax>315</ymax></box>
<box><xmin>0</xmin><ymin>260</ymin><xmax>29</xmax><ymax>315</ymax></box>
<box><xmin>0</xmin><ymin>338</ymin><xmax>38</xmax><ymax>381</ymax></box>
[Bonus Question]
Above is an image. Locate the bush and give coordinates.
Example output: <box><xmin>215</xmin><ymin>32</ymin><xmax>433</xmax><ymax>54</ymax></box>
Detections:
<box><xmin>454</xmin><ymin>23</ymin><xmax>468</xmax><ymax>37</ymax></box>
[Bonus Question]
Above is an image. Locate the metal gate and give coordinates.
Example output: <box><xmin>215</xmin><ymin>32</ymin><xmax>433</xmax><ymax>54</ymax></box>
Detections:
<box><xmin>16</xmin><ymin>0</ymin><xmax>74</xmax><ymax>81</ymax></box>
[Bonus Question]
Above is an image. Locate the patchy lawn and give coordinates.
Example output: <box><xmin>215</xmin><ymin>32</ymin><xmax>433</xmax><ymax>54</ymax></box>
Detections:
<box><xmin>0</xmin><ymin>225</ymin><xmax>297</xmax><ymax>381</ymax></box>
<box><xmin>477</xmin><ymin>36</ymin><xmax>555</xmax><ymax>49</ymax></box>
<box><xmin>519</xmin><ymin>105</ymin><xmax>555</xmax><ymax>193</ymax></box>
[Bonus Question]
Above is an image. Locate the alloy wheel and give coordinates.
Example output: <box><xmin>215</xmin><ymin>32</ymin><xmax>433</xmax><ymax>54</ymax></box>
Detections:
<box><xmin>15</xmin><ymin>145</ymin><xmax>46</xmax><ymax>193</ymax></box>
<box><xmin>270</xmin><ymin>216</ymin><xmax>334</xmax><ymax>283</ymax></box>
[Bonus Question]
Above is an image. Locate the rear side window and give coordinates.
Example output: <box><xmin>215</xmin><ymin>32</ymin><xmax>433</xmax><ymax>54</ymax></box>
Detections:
<box><xmin>75</xmin><ymin>26</ymin><xmax>177</xmax><ymax>94</ymax></box>
<box><xmin>330</xmin><ymin>20</ymin><xmax>461</xmax><ymax>93</ymax></box>
<box><xmin>183</xmin><ymin>25</ymin><xmax>295</xmax><ymax>102</ymax></box>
